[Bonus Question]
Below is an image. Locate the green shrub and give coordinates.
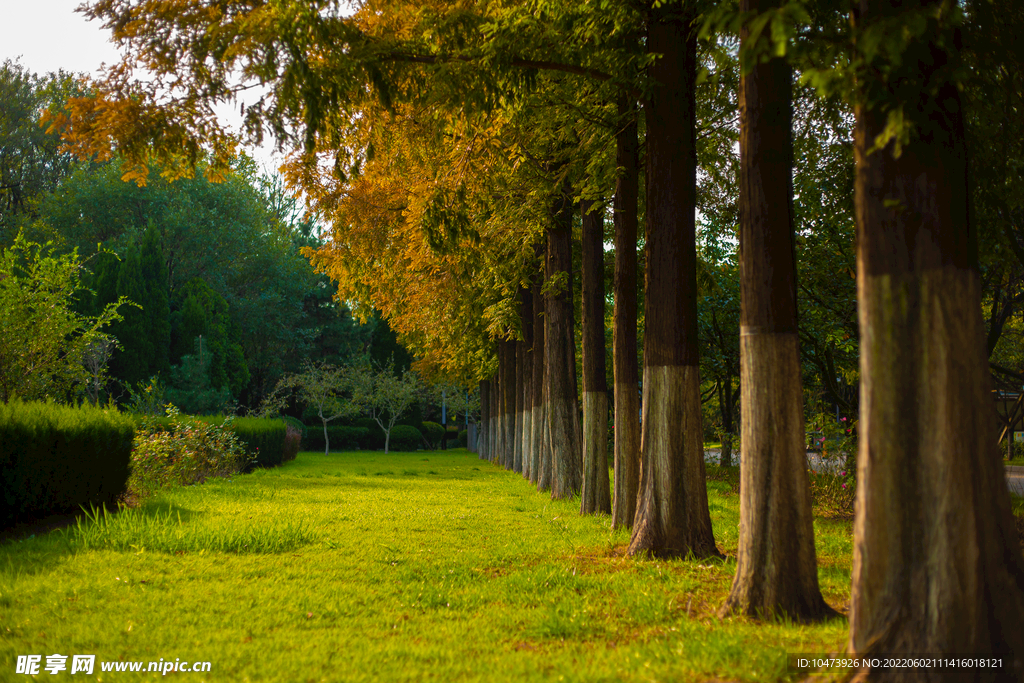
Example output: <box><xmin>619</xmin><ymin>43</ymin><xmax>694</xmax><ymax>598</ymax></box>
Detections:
<box><xmin>303</xmin><ymin>426</ymin><xmax>369</xmax><ymax>452</ymax></box>
<box><xmin>421</xmin><ymin>421</ymin><xmax>444</xmax><ymax>449</ymax></box>
<box><xmin>458</xmin><ymin>429</ymin><xmax>468</xmax><ymax>448</ymax></box>
<box><xmin>131</xmin><ymin>412</ymin><xmax>288</xmax><ymax>469</ymax></box>
<box><xmin>279</xmin><ymin>415</ymin><xmax>305</xmax><ymax>434</ymax></box>
<box><xmin>388</xmin><ymin>425</ymin><xmax>423</xmax><ymax>451</ymax></box>
<box><xmin>129</xmin><ymin>407</ymin><xmax>251</xmax><ymax>499</ymax></box>
<box><xmin>1</xmin><ymin>399</ymin><xmax>135</xmax><ymax>526</ymax></box>
<box><xmin>229</xmin><ymin>417</ymin><xmax>288</xmax><ymax>468</ymax></box>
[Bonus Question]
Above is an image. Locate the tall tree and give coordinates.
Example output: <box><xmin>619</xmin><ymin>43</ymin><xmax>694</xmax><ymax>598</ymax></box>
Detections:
<box><xmin>581</xmin><ymin>199</ymin><xmax>611</xmax><ymax>514</ymax></box>
<box><xmin>720</xmin><ymin>0</ymin><xmax>833</xmax><ymax>621</ymax></box>
<box><xmin>546</xmin><ymin>188</ymin><xmax>584</xmax><ymax>499</ymax></box>
<box><xmin>611</xmin><ymin>99</ymin><xmax>642</xmax><ymax>529</ymax></box>
<box><xmin>847</xmin><ymin>0</ymin><xmax>1024</xmax><ymax>675</ymax></box>
<box><xmin>629</xmin><ymin>4</ymin><xmax>718</xmax><ymax>558</ymax></box>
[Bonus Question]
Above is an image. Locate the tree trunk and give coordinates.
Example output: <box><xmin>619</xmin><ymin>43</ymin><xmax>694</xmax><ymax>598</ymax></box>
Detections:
<box><xmin>581</xmin><ymin>199</ymin><xmax>612</xmax><ymax>515</ymax></box>
<box><xmin>532</xmin><ymin>271</ymin><xmax>548</xmax><ymax>489</ymax></box>
<box><xmin>520</xmin><ymin>285</ymin><xmax>535</xmax><ymax>481</ymax></box>
<box><xmin>490</xmin><ymin>368</ymin><xmax>500</xmax><ymax>463</ymax></box>
<box><xmin>720</xmin><ymin>378</ymin><xmax>737</xmax><ymax>471</ymax></box>
<box><xmin>322</xmin><ymin>417</ymin><xmax>330</xmax><ymax>457</ymax></box>
<box><xmin>514</xmin><ymin>333</ymin><xmax>525</xmax><ymax>474</ymax></box>
<box><xmin>547</xmin><ymin>189</ymin><xmax>583</xmax><ymax>499</ymax></box>
<box><xmin>503</xmin><ymin>339</ymin><xmax>517</xmax><ymax>470</ymax></box>
<box><xmin>495</xmin><ymin>346</ymin><xmax>506</xmax><ymax>464</ymax></box>
<box><xmin>479</xmin><ymin>379</ymin><xmax>490</xmax><ymax>460</ymax></box>
<box><xmin>849</xmin><ymin>3</ymin><xmax>1024</xmax><ymax>677</ymax></box>
<box><xmin>628</xmin><ymin>10</ymin><xmax>719</xmax><ymax>559</ymax></box>
<box><xmin>613</xmin><ymin>97</ymin><xmax>642</xmax><ymax>529</ymax></box>
<box><xmin>721</xmin><ymin>7</ymin><xmax>833</xmax><ymax>620</ymax></box>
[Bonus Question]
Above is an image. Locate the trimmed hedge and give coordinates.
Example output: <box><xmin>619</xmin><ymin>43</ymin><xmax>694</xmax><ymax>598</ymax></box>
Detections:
<box><xmin>458</xmin><ymin>429</ymin><xmax>468</xmax><ymax>448</ymax></box>
<box><xmin>421</xmin><ymin>421</ymin><xmax>444</xmax><ymax>449</ymax></box>
<box><xmin>388</xmin><ymin>425</ymin><xmax>424</xmax><ymax>451</ymax></box>
<box><xmin>303</xmin><ymin>425</ymin><xmax>370</xmax><ymax>452</ymax></box>
<box><xmin>1</xmin><ymin>400</ymin><xmax>135</xmax><ymax>526</ymax></box>
<box><xmin>231</xmin><ymin>417</ymin><xmax>288</xmax><ymax>468</ymax></box>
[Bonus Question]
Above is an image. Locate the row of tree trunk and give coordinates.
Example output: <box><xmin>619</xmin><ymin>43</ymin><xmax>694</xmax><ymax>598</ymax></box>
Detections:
<box><xmin>478</xmin><ymin>2</ymin><xmax>1024</xmax><ymax>676</ymax></box>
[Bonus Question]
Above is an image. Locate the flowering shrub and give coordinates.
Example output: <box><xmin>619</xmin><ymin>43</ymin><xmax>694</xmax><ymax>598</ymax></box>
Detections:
<box><xmin>127</xmin><ymin>405</ymin><xmax>253</xmax><ymax>500</ymax></box>
<box><xmin>808</xmin><ymin>468</ymin><xmax>857</xmax><ymax>518</ymax></box>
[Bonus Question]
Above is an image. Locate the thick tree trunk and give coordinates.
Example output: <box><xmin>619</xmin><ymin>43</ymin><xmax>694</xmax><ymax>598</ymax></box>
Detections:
<box><xmin>479</xmin><ymin>379</ymin><xmax>490</xmax><ymax>460</ymax></box>
<box><xmin>612</xmin><ymin>97</ymin><xmax>642</xmax><ymax>529</ymax></box>
<box><xmin>581</xmin><ymin>200</ymin><xmax>612</xmax><ymax>515</ymax></box>
<box><xmin>501</xmin><ymin>339</ymin><xmax>517</xmax><ymax>470</ymax></box>
<box><xmin>721</xmin><ymin>16</ymin><xmax>833</xmax><ymax>620</ymax></box>
<box><xmin>547</xmin><ymin>190</ymin><xmax>584</xmax><ymax>499</ymax></box>
<box><xmin>532</xmin><ymin>273</ymin><xmax>548</xmax><ymax>489</ymax></box>
<box><xmin>849</xmin><ymin>3</ymin><xmax>1024</xmax><ymax>677</ymax></box>
<box><xmin>628</xmin><ymin>10</ymin><xmax>718</xmax><ymax>558</ymax></box>
<box><xmin>520</xmin><ymin>286</ymin><xmax>535</xmax><ymax>481</ymax></box>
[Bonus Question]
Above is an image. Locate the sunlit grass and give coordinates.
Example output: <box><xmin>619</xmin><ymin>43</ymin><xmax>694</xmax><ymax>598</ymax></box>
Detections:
<box><xmin>1</xmin><ymin>449</ymin><xmax>851</xmax><ymax>682</ymax></box>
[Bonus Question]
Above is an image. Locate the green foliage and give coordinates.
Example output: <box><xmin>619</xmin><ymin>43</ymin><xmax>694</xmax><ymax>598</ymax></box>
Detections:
<box><xmin>421</xmin><ymin>421</ymin><xmax>445</xmax><ymax>449</ymax></box>
<box><xmin>229</xmin><ymin>417</ymin><xmax>289</xmax><ymax>469</ymax></box>
<box><xmin>106</xmin><ymin>223</ymin><xmax>172</xmax><ymax>387</ymax></box>
<box><xmin>128</xmin><ymin>406</ymin><xmax>252</xmax><ymax>500</ymax></box>
<box><xmin>0</xmin><ymin>60</ymin><xmax>80</xmax><ymax>245</ymax></box>
<box><xmin>164</xmin><ymin>343</ymin><xmax>235</xmax><ymax>415</ymax></box>
<box><xmin>0</xmin><ymin>399</ymin><xmax>135</xmax><ymax>525</ymax></box>
<box><xmin>0</xmin><ymin>235</ymin><xmax>128</xmax><ymax>402</ymax></box>
<box><xmin>458</xmin><ymin>429</ymin><xmax>468</xmax><ymax>447</ymax></box>
<box><xmin>388</xmin><ymin>424</ymin><xmax>424</xmax><ymax>452</ymax></box>
<box><xmin>169</xmin><ymin>278</ymin><xmax>248</xmax><ymax>393</ymax></box>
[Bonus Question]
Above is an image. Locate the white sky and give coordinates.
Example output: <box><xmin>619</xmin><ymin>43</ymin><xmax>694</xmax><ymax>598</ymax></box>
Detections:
<box><xmin>0</xmin><ymin>0</ymin><xmax>283</xmax><ymax>171</ymax></box>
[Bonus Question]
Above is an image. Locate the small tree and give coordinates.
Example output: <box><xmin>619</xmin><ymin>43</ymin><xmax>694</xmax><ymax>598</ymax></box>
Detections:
<box><xmin>265</xmin><ymin>361</ymin><xmax>357</xmax><ymax>455</ymax></box>
<box><xmin>0</xmin><ymin>235</ymin><xmax>129</xmax><ymax>403</ymax></box>
<box><xmin>350</xmin><ymin>359</ymin><xmax>419</xmax><ymax>454</ymax></box>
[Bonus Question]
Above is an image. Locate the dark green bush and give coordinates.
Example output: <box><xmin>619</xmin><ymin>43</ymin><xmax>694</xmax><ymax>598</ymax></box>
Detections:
<box><xmin>458</xmin><ymin>429</ymin><xmax>468</xmax><ymax>447</ymax></box>
<box><xmin>388</xmin><ymin>425</ymin><xmax>423</xmax><ymax>451</ymax></box>
<box><xmin>224</xmin><ymin>417</ymin><xmax>287</xmax><ymax>468</ymax></box>
<box><xmin>303</xmin><ymin>425</ymin><xmax>369</xmax><ymax>452</ymax></box>
<box><xmin>421</xmin><ymin>421</ymin><xmax>444</xmax><ymax>449</ymax></box>
<box><xmin>1</xmin><ymin>399</ymin><xmax>135</xmax><ymax>526</ymax></box>
<box><xmin>280</xmin><ymin>415</ymin><xmax>306</xmax><ymax>438</ymax></box>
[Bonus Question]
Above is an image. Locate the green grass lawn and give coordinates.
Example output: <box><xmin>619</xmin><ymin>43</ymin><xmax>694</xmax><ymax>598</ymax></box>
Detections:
<box><xmin>1</xmin><ymin>450</ymin><xmax>851</xmax><ymax>682</ymax></box>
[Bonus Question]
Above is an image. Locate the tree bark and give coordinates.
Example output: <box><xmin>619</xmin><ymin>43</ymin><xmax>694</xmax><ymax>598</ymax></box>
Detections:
<box><xmin>490</xmin><ymin>367</ymin><xmax>500</xmax><ymax>463</ymax></box>
<box><xmin>501</xmin><ymin>339</ymin><xmax>516</xmax><ymax>470</ymax></box>
<box><xmin>547</xmin><ymin>189</ymin><xmax>584</xmax><ymax>499</ymax></box>
<box><xmin>849</xmin><ymin>3</ymin><xmax>1024</xmax><ymax>678</ymax></box>
<box><xmin>581</xmin><ymin>199</ymin><xmax>612</xmax><ymax>515</ymax></box>
<box><xmin>479</xmin><ymin>379</ymin><xmax>490</xmax><ymax>460</ymax></box>
<box><xmin>721</xmin><ymin>6</ymin><xmax>834</xmax><ymax>620</ymax></box>
<box><xmin>495</xmin><ymin>343</ymin><xmax>507</xmax><ymax>465</ymax></box>
<box><xmin>718</xmin><ymin>378</ymin><xmax>736</xmax><ymax>468</ymax></box>
<box><xmin>520</xmin><ymin>285</ymin><xmax>535</xmax><ymax>481</ymax></box>
<box><xmin>612</xmin><ymin>97</ymin><xmax>642</xmax><ymax>529</ymax></box>
<box><xmin>532</xmin><ymin>270</ymin><xmax>548</xmax><ymax>489</ymax></box>
<box><xmin>628</xmin><ymin>9</ymin><xmax>719</xmax><ymax>558</ymax></box>
<box><xmin>514</xmin><ymin>333</ymin><xmax>525</xmax><ymax>474</ymax></box>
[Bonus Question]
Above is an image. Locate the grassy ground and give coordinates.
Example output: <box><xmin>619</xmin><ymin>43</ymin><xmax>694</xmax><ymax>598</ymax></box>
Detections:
<box><xmin>1</xmin><ymin>450</ymin><xmax>851</xmax><ymax>682</ymax></box>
